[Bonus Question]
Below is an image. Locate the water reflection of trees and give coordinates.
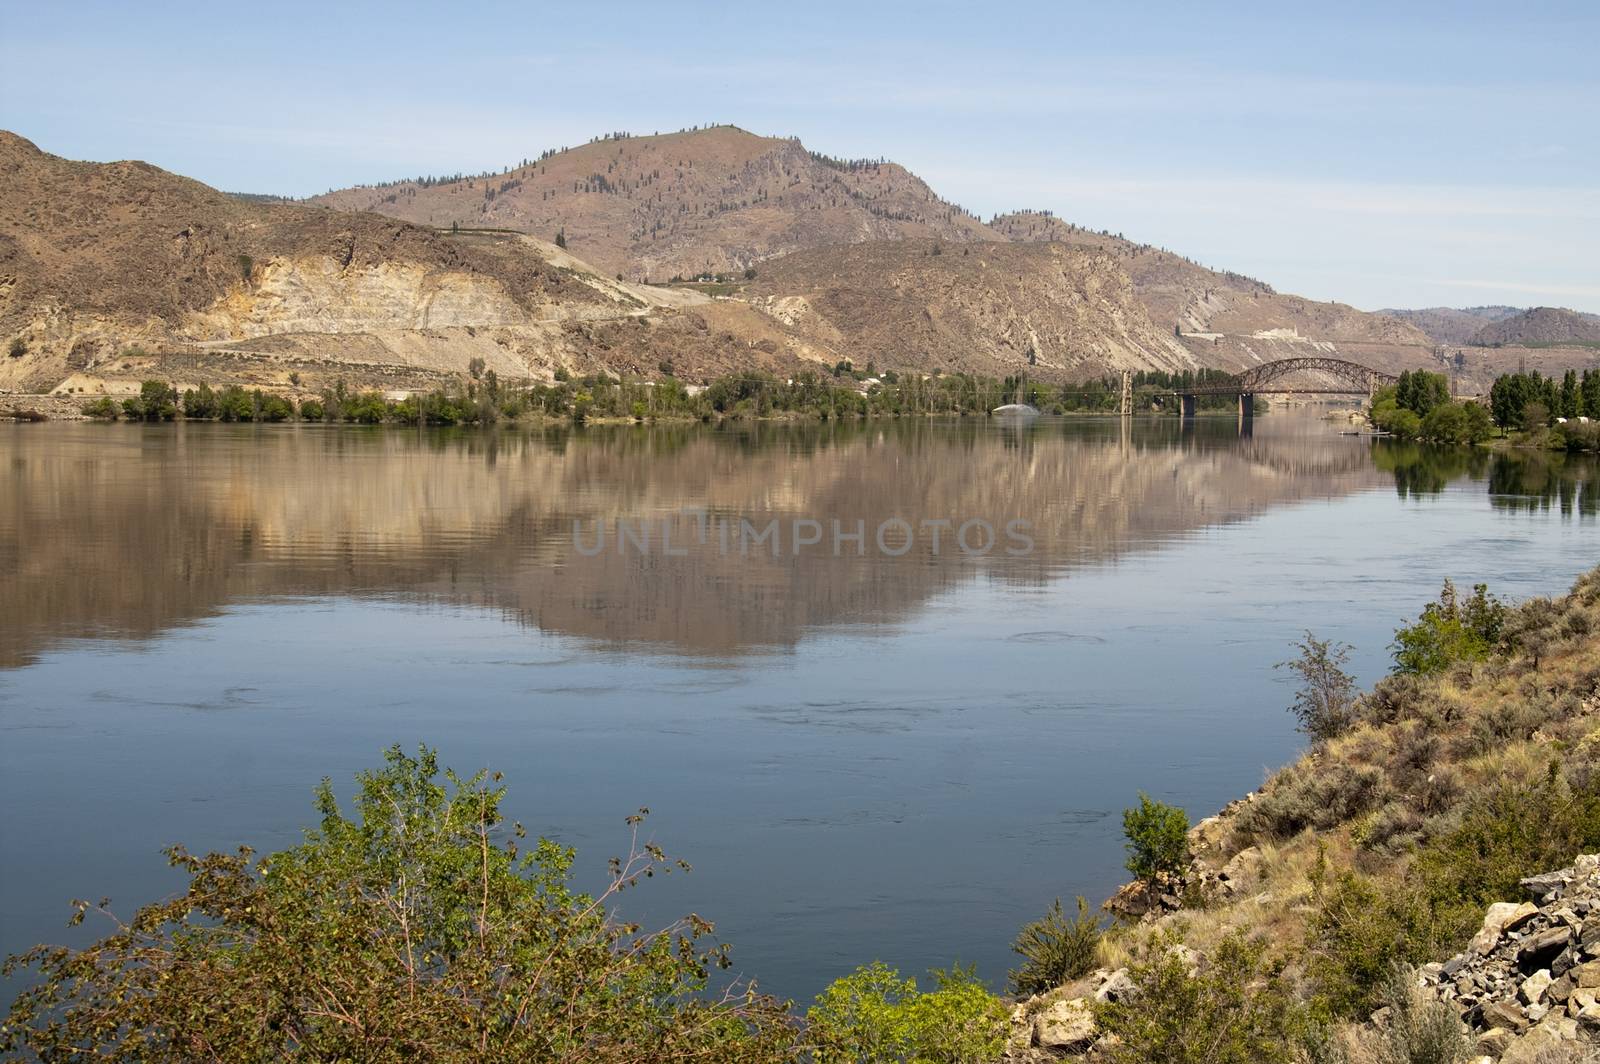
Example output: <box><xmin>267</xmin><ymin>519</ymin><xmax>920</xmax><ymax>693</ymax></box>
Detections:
<box><xmin>1487</xmin><ymin>452</ymin><xmax>1600</xmax><ymax>517</ymax></box>
<box><xmin>1371</xmin><ymin>440</ymin><xmax>1600</xmax><ymax>516</ymax></box>
<box><xmin>1371</xmin><ymin>442</ymin><xmax>1488</xmax><ymax>499</ymax></box>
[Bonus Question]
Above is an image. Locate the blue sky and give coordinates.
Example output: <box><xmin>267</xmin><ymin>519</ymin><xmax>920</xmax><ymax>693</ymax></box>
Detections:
<box><xmin>3</xmin><ymin>0</ymin><xmax>1596</xmax><ymax>313</ymax></box>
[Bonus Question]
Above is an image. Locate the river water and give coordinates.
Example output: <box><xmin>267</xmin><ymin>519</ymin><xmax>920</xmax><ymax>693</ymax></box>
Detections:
<box><xmin>1</xmin><ymin>415</ymin><xmax>1596</xmax><ymax>1003</ymax></box>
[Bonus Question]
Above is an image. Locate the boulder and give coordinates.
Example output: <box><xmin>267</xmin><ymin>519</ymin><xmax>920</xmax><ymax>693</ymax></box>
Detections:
<box><xmin>1476</xmin><ymin>1027</ymin><xmax>1515</xmax><ymax>1056</ymax></box>
<box><xmin>1093</xmin><ymin>968</ymin><xmax>1138</xmax><ymax>1004</ymax></box>
<box><xmin>1517</xmin><ymin>926</ymin><xmax>1571</xmax><ymax>967</ymax></box>
<box><xmin>1034</xmin><ymin>998</ymin><xmax>1097</xmax><ymax>1051</ymax></box>
<box><xmin>1480</xmin><ymin>999</ymin><xmax>1529</xmax><ymax>1032</ymax></box>
<box><xmin>1573</xmin><ymin>959</ymin><xmax>1600</xmax><ymax>989</ymax></box>
<box><xmin>1472</xmin><ymin>902</ymin><xmax>1540</xmax><ymax>955</ymax></box>
<box><xmin>1520</xmin><ymin>871</ymin><xmax>1570</xmax><ymax>900</ymax></box>
<box><xmin>1520</xmin><ymin>969</ymin><xmax>1552</xmax><ymax>1005</ymax></box>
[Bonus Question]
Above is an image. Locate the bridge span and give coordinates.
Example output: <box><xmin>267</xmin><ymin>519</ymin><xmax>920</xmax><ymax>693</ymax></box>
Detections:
<box><xmin>1174</xmin><ymin>357</ymin><xmax>1396</xmax><ymax>421</ymax></box>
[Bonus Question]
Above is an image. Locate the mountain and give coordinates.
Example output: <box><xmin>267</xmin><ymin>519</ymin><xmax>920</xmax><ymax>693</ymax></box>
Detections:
<box><xmin>7</xmin><ymin>126</ymin><xmax>1583</xmax><ymax>401</ymax></box>
<box><xmin>989</xmin><ymin>210</ymin><xmax>1438</xmax><ymax>379</ymax></box>
<box><xmin>1378</xmin><ymin>305</ymin><xmax>1521</xmax><ymax>345</ymax></box>
<box><xmin>0</xmin><ymin>131</ymin><xmax>824</xmax><ymax>396</ymax></box>
<box><xmin>1467</xmin><ymin>306</ymin><xmax>1600</xmax><ymax>347</ymax></box>
<box><xmin>743</xmin><ymin>239</ymin><xmax>1194</xmax><ymax>376</ymax></box>
<box><xmin>308</xmin><ymin>126</ymin><xmax>998</xmax><ymax>281</ymax></box>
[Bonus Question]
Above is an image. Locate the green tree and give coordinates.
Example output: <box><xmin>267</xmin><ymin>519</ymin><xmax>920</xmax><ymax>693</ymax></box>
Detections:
<box><xmin>1122</xmin><ymin>793</ymin><xmax>1189</xmax><ymax>885</ymax></box>
<box><xmin>1391</xmin><ymin>579</ymin><xmax>1504</xmax><ymax>676</ymax></box>
<box><xmin>1278</xmin><ymin>633</ymin><xmax>1357</xmax><ymax>741</ymax></box>
<box><xmin>1560</xmin><ymin>369</ymin><xmax>1580</xmax><ymax>418</ymax></box>
<box><xmin>122</xmin><ymin>380</ymin><xmax>178</xmax><ymax>421</ymax></box>
<box><xmin>555</xmin><ymin>228</ymin><xmax>567</xmax><ymax>249</ymax></box>
<box><xmin>1</xmin><ymin>746</ymin><xmax>795</xmax><ymax>1061</ymax></box>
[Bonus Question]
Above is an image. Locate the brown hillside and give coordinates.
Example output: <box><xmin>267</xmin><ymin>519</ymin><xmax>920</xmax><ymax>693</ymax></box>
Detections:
<box><xmin>989</xmin><ymin>209</ymin><xmax>1486</xmax><ymax>383</ymax></box>
<box><xmin>0</xmin><ymin>131</ymin><xmax>828</xmax><ymax>395</ymax></box>
<box><xmin>742</xmin><ymin>239</ymin><xmax>1194</xmax><ymax>378</ymax></box>
<box><xmin>308</xmin><ymin>126</ymin><xmax>999</xmax><ymax>280</ymax></box>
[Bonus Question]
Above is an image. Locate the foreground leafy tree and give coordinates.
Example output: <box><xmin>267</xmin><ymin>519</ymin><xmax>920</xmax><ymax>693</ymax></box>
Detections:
<box><xmin>1</xmin><ymin>746</ymin><xmax>797</xmax><ymax>1062</ymax></box>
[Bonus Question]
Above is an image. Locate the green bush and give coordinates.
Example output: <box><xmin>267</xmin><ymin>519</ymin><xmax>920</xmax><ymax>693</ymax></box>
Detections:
<box><xmin>1307</xmin><ymin>872</ymin><xmax>1433</xmax><ymax>1016</ymax></box>
<box><xmin>1122</xmin><ymin>793</ymin><xmax>1189</xmax><ymax>884</ymax></box>
<box><xmin>806</xmin><ymin>961</ymin><xmax>1008</xmax><ymax>1064</ymax></box>
<box><xmin>8</xmin><ymin>337</ymin><xmax>25</xmax><ymax>358</ymax></box>
<box><xmin>1419</xmin><ymin>402</ymin><xmax>1493</xmax><ymax>445</ymax></box>
<box><xmin>1391</xmin><ymin>580</ymin><xmax>1504</xmax><ymax>676</ymax></box>
<box><xmin>298</xmin><ymin>399</ymin><xmax>325</xmax><ymax>421</ymax></box>
<box><xmin>1009</xmin><ymin>895</ymin><xmax>1102</xmax><ymax>995</ymax></box>
<box><xmin>80</xmin><ymin>397</ymin><xmax>118</xmax><ymax>419</ymax></box>
<box><xmin>1</xmin><ymin>746</ymin><xmax>795</xmax><ymax>1061</ymax></box>
<box><xmin>1096</xmin><ymin>932</ymin><xmax>1303</xmax><ymax>1064</ymax></box>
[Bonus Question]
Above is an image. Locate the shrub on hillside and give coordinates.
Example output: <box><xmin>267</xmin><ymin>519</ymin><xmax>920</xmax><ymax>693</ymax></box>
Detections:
<box><xmin>1008</xmin><ymin>895</ymin><xmax>1102</xmax><ymax>995</ymax></box>
<box><xmin>1279</xmin><ymin>632</ymin><xmax>1358</xmax><ymax>741</ymax></box>
<box><xmin>806</xmin><ymin>962</ymin><xmax>1008</xmax><ymax>1064</ymax></box>
<box><xmin>1095</xmin><ymin>932</ymin><xmax>1303</xmax><ymax>1064</ymax></box>
<box><xmin>1375</xmin><ymin>964</ymin><xmax>1469</xmax><ymax>1064</ymax></box>
<box><xmin>1391</xmin><ymin>580</ymin><xmax>1504</xmax><ymax>676</ymax></box>
<box><xmin>1236</xmin><ymin>761</ymin><xmax>1388</xmax><ymax>842</ymax></box>
<box><xmin>1122</xmin><ymin>793</ymin><xmax>1189</xmax><ymax>884</ymax></box>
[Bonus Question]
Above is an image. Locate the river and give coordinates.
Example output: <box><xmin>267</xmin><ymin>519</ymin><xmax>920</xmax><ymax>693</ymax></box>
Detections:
<box><xmin>1</xmin><ymin>414</ymin><xmax>1596</xmax><ymax>1003</ymax></box>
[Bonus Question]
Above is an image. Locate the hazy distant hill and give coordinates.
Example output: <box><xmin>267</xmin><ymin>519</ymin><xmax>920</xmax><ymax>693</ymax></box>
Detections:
<box><xmin>1379</xmin><ymin>306</ymin><xmax>1522</xmax><ymax>345</ymax></box>
<box><xmin>1467</xmin><ymin>306</ymin><xmax>1600</xmax><ymax>347</ymax></box>
<box><xmin>310</xmin><ymin>126</ymin><xmax>998</xmax><ymax>280</ymax></box>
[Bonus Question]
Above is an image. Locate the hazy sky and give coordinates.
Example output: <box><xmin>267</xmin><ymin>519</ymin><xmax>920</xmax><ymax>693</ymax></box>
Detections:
<box><xmin>3</xmin><ymin>0</ymin><xmax>1595</xmax><ymax>312</ymax></box>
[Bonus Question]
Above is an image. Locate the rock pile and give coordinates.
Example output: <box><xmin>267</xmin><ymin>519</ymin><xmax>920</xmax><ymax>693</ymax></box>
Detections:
<box><xmin>1418</xmin><ymin>854</ymin><xmax>1600</xmax><ymax>1060</ymax></box>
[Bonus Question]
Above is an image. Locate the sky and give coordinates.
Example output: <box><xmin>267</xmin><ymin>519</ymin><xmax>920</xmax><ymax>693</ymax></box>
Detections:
<box><xmin>2</xmin><ymin>0</ymin><xmax>1596</xmax><ymax>313</ymax></box>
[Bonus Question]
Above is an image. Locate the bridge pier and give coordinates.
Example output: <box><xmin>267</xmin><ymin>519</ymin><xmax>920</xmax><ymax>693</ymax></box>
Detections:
<box><xmin>1180</xmin><ymin>393</ymin><xmax>1196</xmax><ymax>420</ymax></box>
<box><xmin>1238</xmin><ymin>392</ymin><xmax>1254</xmax><ymax>422</ymax></box>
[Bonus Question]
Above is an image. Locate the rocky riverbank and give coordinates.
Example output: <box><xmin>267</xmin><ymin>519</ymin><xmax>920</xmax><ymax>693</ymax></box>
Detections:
<box><xmin>996</xmin><ymin>569</ymin><xmax>1600</xmax><ymax>1063</ymax></box>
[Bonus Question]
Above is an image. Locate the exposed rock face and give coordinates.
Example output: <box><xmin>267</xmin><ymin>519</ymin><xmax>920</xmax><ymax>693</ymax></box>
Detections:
<box><xmin>1418</xmin><ymin>854</ymin><xmax>1600</xmax><ymax>1059</ymax></box>
<box><xmin>743</xmin><ymin>239</ymin><xmax>1195</xmax><ymax>379</ymax></box>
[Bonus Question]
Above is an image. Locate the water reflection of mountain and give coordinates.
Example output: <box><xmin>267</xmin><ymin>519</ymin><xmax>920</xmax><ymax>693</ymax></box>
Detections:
<box><xmin>3</xmin><ymin>418</ymin><xmax>1397</xmax><ymax>667</ymax></box>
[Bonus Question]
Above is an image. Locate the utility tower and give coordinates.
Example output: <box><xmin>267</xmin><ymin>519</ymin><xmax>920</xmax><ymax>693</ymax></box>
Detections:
<box><xmin>1119</xmin><ymin>370</ymin><xmax>1133</xmax><ymax>417</ymax></box>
